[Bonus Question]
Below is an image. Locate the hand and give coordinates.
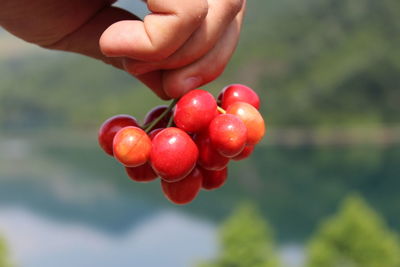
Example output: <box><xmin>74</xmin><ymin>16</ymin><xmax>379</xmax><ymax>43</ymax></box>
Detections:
<box><xmin>0</xmin><ymin>0</ymin><xmax>246</xmax><ymax>99</ymax></box>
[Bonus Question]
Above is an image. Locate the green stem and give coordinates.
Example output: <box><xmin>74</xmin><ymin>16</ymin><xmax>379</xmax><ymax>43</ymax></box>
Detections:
<box><xmin>142</xmin><ymin>121</ymin><xmax>151</xmax><ymax>129</ymax></box>
<box><xmin>166</xmin><ymin>112</ymin><xmax>174</xmax><ymax>127</ymax></box>
<box><xmin>217</xmin><ymin>106</ymin><xmax>226</xmax><ymax>114</ymax></box>
<box><xmin>144</xmin><ymin>99</ymin><xmax>178</xmax><ymax>133</ymax></box>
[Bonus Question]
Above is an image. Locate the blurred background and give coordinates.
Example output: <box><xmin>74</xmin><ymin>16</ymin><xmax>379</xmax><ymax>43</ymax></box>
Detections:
<box><xmin>1</xmin><ymin>0</ymin><xmax>400</xmax><ymax>266</ymax></box>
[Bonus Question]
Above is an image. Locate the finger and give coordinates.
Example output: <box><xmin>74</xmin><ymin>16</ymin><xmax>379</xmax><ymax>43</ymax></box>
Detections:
<box><xmin>162</xmin><ymin>6</ymin><xmax>245</xmax><ymax>98</ymax></box>
<box><xmin>44</xmin><ymin>6</ymin><xmax>137</xmax><ymax>69</ymax></box>
<box><xmin>135</xmin><ymin>71</ymin><xmax>171</xmax><ymax>100</ymax></box>
<box><xmin>99</xmin><ymin>0</ymin><xmax>209</xmax><ymax>61</ymax></box>
<box><xmin>124</xmin><ymin>0</ymin><xmax>244</xmax><ymax>75</ymax></box>
<box><xmin>45</xmin><ymin>6</ymin><xmax>166</xmax><ymax>99</ymax></box>
<box><xmin>0</xmin><ymin>0</ymin><xmax>114</xmax><ymax>46</ymax></box>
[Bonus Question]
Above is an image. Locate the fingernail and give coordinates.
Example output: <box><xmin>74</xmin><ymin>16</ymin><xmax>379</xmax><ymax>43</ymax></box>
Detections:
<box><xmin>183</xmin><ymin>77</ymin><xmax>202</xmax><ymax>92</ymax></box>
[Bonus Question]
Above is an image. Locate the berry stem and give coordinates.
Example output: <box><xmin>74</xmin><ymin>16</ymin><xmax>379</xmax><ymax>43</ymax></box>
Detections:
<box><xmin>217</xmin><ymin>106</ymin><xmax>226</xmax><ymax>114</ymax></box>
<box><xmin>145</xmin><ymin>99</ymin><xmax>178</xmax><ymax>133</ymax></box>
<box><xmin>142</xmin><ymin>122</ymin><xmax>151</xmax><ymax>129</ymax></box>
<box><xmin>167</xmin><ymin>112</ymin><xmax>174</xmax><ymax>127</ymax></box>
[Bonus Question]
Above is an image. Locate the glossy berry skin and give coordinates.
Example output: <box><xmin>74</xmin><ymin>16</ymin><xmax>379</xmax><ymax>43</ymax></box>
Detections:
<box><xmin>200</xmin><ymin>167</ymin><xmax>228</xmax><ymax>190</ymax></box>
<box><xmin>218</xmin><ymin>84</ymin><xmax>260</xmax><ymax>110</ymax></box>
<box><xmin>161</xmin><ymin>167</ymin><xmax>203</xmax><ymax>205</ymax></box>
<box><xmin>227</xmin><ymin>102</ymin><xmax>265</xmax><ymax>145</ymax></box>
<box><xmin>125</xmin><ymin>162</ymin><xmax>158</xmax><ymax>182</ymax></box>
<box><xmin>233</xmin><ymin>145</ymin><xmax>255</xmax><ymax>161</ymax></box>
<box><xmin>113</xmin><ymin>126</ymin><xmax>152</xmax><ymax>167</ymax></box>
<box><xmin>209</xmin><ymin>114</ymin><xmax>247</xmax><ymax>157</ymax></box>
<box><xmin>194</xmin><ymin>134</ymin><xmax>229</xmax><ymax>171</ymax></box>
<box><xmin>148</xmin><ymin>128</ymin><xmax>164</xmax><ymax>140</ymax></box>
<box><xmin>174</xmin><ymin>89</ymin><xmax>217</xmax><ymax>133</ymax></box>
<box><xmin>98</xmin><ymin>115</ymin><xmax>139</xmax><ymax>156</ymax></box>
<box><xmin>150</xmin><ymin>127</ymin><xmax>198</xmax><ymax>182</ymax></box>
<box><xmin>143</xmin><ymin>105</ymin><xmax>172</xmax><ymax>129</ymax></box>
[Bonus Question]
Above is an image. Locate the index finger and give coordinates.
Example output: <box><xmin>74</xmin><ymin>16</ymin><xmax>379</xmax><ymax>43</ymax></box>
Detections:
<box><xmin>100</xmin><ymin>0</ymin><xmax>209</xmax><ymax>61</ymax></box>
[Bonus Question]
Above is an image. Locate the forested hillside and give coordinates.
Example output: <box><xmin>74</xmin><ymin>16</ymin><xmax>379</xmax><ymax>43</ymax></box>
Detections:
<box><xmin>1</xmin><ymin>0</ymin><xmax>399</xmax><ymax>129</ymax></box>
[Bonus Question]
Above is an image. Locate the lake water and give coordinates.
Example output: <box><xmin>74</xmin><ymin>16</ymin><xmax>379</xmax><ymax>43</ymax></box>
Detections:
<box><xmin>0</xmin><ymin>130</ymin><xmax>398</xmax><ymax>267</ymax></box>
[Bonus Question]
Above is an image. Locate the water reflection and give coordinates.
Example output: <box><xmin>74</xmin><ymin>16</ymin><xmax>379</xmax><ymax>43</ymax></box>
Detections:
<box><xmin>0</xmin><ymin>208</ymin><xmax>216</xmax><ymax>267</ymax></box>
<box><xmin>0</xmin><ymin>131</ymin><xmax>399</xmax><ymax>266</ymax></box>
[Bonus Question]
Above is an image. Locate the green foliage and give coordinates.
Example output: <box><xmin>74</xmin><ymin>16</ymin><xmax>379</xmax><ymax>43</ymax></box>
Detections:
<box><xmin>232</xmin><ymin>0</ymin><xmax>400</xmax><ymax>126</ymax></box>
<box><xmin>199</xmin><ymin>202</ymin><xmax>279</xmax><ymax>267</ymax></box>
<box><xmin>306</xmin><ymin>194</ymin><xmax>400</xmax><ymax>267</ymax></box>
<box><xmin>1</xmin><ymin>0</ymin><xmax>400</xmax><ymax>129</ymax></box>
<box><xmin>0</xmin><ymin>236</ymin><xmax>11</xmax><ymax>267</ymax></box>
<box><xmin>0</xmin><ymin>55</ymin><xmax>164</xmax><ymax>129</ymax></box>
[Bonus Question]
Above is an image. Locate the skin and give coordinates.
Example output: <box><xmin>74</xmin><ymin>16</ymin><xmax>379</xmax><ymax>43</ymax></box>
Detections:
<box><xmin>0</xmin><ymin>0</ymin><xmax>246</xmax><ymax>99</ymax></box>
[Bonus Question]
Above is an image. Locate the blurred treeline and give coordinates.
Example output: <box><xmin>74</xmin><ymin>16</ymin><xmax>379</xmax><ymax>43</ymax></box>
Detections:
<box><xmin>1</xmin><ymin>0</ymin><xmax>399</xmax><ymax>129</ymax></box>
<box><xmin>0</xmin><ymin>236</ymin><xmax>11</xmax><ymax>267</ymax></box>
<box><xmin>200</xmin><ymin>195</ymin><xmax>400</xmax><ymax>267</ymax></box>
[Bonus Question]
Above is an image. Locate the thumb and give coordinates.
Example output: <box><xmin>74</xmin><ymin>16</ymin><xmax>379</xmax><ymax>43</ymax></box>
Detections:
<box><xmin>45</xmin><ymin>6</ymin><xmax>168</xmax><ymax>99</ymax></box>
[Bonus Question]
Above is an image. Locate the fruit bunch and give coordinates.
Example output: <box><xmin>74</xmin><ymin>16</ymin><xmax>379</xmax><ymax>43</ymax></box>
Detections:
<box><xmin>98</xmin><ymin>84</ymin><xmax>265</xmax><ymax>205</ymax></box>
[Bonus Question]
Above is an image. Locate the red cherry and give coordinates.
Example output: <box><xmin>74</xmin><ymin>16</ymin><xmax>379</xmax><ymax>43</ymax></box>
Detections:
<box><xmin>150</xmin><ymin>127</ymin><xmax>198</xmax><ymax>182</ymax></box>
<box><xmin>233</xmin><ymin>145</ymin><xmax>255</xmax><ymax>161</ymax></box>
<box><xmin>143</xmin><ymin>105</ymin><xmax>172</xmax><ymax>129</ymax></box>
<box><xmin>161</xmin><ymin>167</ymin><xmax>203</xmax><ymax>205</ymax></box>
<box><xmin>218</xmin><ymin>84</ymin><xmax>260</xmax><ymax>110</ymax></box>
<box><xmin>113</xmin><ymin>126</ymin><xmax>152</xmax><ymax>167</ymax></box>
<box><xmin>98</xmin><ymin>115</ymin><xmax>139</xmax><ymax>156</ymax></box>
<box><xmin>209</xmin><ymin>114</ymin><xmax>247</xmax><ymax>157</ymax></box>
<box><xmin>194</xmin><ymin>134</ymin><xmax>229</xmax><ymax>171</ymax></box>
<box><xmin>227</xmin><ymin>102</ymin><xmax>266</xmax><ymax>145</ymax></box>
<box><xmin>174</xmin><ymin>89</ymin><xmax>217</xmax><ymax>133</ymax></box>
<box><xmin>125</xmin><ymin>162</ymin><xmax>158</xmax><ymax>182</ymax></box>
<box><xmin>148</xmin><ymin>128</ymin><xmax>164</xmax><ymax>140</ymax></box>
<box><xmin>200</xmin><ymin>167</ymin><xmax>228</xmax><ymax>190</ymax></box>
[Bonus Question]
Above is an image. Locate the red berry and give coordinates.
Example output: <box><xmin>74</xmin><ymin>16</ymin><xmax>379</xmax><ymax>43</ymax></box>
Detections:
<box><xmin>174</xmin><ymin>89</ymin><xmax>217</xmax><ymax>133</ymax></box>
<box><xmin>233</xmin><ymin>145</ymin><xmax>255</xmax><ymax>161</ymax></box>
<box><xmin>194</xmin><ymin>134</ymin><xmax>229</xmax><ymax>171</ymax></box>
<box><xmin>200</xmin><ymin>167</ymin><xmax>228</xmax><ymax>190</ymax></box>
<box><xmin>227</xmin><ymin>102</ymin><xmax>265</xmax><ymax>145</ymax></box>
<box><xmin>125</xmin><ymin>162</ymin><xmax>158</xmax><ymax>182</ymax></box>
<box><xmin>148</xmin><ymin>128</ymin><xmax>164</xmax><ymax>140</ymax></box>
<box><xmin>161</xmin><ymin>167</ymin><xmax>203</xmax><ymax>205</ymax></box>
<box><xmin>113</xmin><ymin>126</ymin><xmax>152</xmax><ymax>167</ymax></box>
<box><xmin>218</xmin><ymin>84</ymin><xmax>260</xmax><ymax>110</ymax></box>
<box><xmin>150</xmin><ymin>127</ymin><xmax>198</xmax><ymax>182</ymax></box>
<box><xmin>209</xmin><ymin>114</ymin><xmax>247</xmax><ymax>157</ymax></box>
<box><xmin>143</xmin><ymin>105</ymin><xmax>172</xmax><ymax>129</ymax></box>
<box><xmin>98</xmin><ymin>115</ymin><xmax>139</xmax><ymax>156</ymax></box>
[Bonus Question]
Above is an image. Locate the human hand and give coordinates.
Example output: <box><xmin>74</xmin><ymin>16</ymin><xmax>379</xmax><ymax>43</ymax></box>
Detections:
<box><xmin>0</xmin><ymin>0</ymin><xmax>246</xmax><ymax>99</ymax></box>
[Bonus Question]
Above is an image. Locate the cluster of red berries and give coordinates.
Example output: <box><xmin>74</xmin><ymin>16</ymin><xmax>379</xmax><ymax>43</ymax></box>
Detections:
<box><xmin>98</xmin><ymin>84</ymin><xmax>265</xmax><ymax>205</ymax></box>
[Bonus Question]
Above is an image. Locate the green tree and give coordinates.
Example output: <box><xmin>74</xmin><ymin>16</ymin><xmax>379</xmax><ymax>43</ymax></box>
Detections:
<box><xmin>199</xmin><ymin>202</ymin><xmax>279</xmax><ymax>267</ymax></box>
<box><xmin>306</xmin><ymin>194</ymin><xmax>400</xmax><ymax>267</ymax></box>
<box><xmin>0</xmin><ymin>236</ymin><xmax>11</xmax><ymax>267</ymax></box>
